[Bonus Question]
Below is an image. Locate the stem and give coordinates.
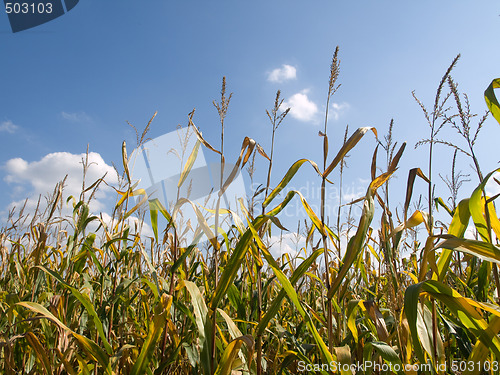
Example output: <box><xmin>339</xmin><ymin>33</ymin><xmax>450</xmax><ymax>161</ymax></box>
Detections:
<box><xmin>322</xmin><ymin>68</ymin><xmax>335</xmax><ymax>350</ymax></box>
<box><xmin>321</xmin><ymin>46</ymin><xmax>340</xmax><ymax>351</ymax></box>
<box><xmin>428</xmin><ymin>139</ymin><xmax>434</xmax><ymax>233</ymax></box>
<box><xmin>257</xmin><ymin>108</ymin><xmax>277</xmax><ymax>375</ymax></box>
<box><xmin>431</xmin><ymin>298</ymin><xmax>438</xmax><ymax>366</ymax></box>
<box><xmin>211</xmin><ymin>78</ymin><xmax>229</xmax><ymax>373</ymax></box>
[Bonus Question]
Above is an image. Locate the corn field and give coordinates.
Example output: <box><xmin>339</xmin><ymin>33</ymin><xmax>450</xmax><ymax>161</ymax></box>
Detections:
<box><xmin>3</xmin><ymin>50</ymin><xmax>500</xmax><ymax>375</ymax></box>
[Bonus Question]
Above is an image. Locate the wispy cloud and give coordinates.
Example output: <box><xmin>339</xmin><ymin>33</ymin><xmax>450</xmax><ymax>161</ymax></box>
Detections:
<box><xmin>61</xmin><ymin>111</ymin><xmax>92</xmax><ymax>123</ymax></box>
<box><xmin>283</xmin><ymin>90</ymin><xmax>318</xmax><ymax>122</ymax></box>
<box><xmin>0</xmin><ymin>120</ymin><xmax>19</xmax><ymax>133</ymax></box>
<box><xmin>267</xmin><ymin>64</ymin><xmax>297</xmax><ymax>83</ymax></box>
<box><xmin>331</xmin><ymin>102</ymin><xmax>350</xmax><ymax>121</ymax></box>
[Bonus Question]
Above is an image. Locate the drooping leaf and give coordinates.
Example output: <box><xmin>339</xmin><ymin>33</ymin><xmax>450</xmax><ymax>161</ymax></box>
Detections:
<box><xmin>246</xmin><ymin>220</ymin><xmax>334</xmax><ymax>364</ymax></box>
<box><xmin>36</xmin><ymin>265</ymin><xmax>113</xmax><ymax>354</ymax></box>
<box><xmin>323</xmin><ymin>127</ymin><xmax>377</xmax><ymax>179</ymax></box>
<box><xmin>364</xmin><ymin>341</ymin><xmax>405</xmax><ymax>375</ymax></box>
<box><xmin>404</xmin><ymin>168</ymin><xmax>430</xmax><ymax>221</ymax></box>
<box><xmin>214</xmin><ymin>335</ymin><xmax>254</xmax><ymax>375</ymax></box>
<box><xmin>436</xmin><ymin>198</ymin><xmax>470</xmax><ymax>281</ymax></box>
<box><xmin>178</xmin><ymin>140</ymin><xmax>201</xmax><ymax>188</ymax></box>
<box><xmin>17</xmin><ymin>302</ymin><xmax>111</xmax><ymax>374</ymax></box>
<box><xmin>484</xmin><ymin>78</ymin><xmax>500</xmax><ymax>125</ymax></box>
<box><xmin>263</xmin><ymin>159</ymin><xmax>322</xmax><ymax>208</ymax></box>
<box><xmin>404</xmin><ymin>280</ymin><xmax>500</xmax><ymax>366</ymax></box>
<box><xmin>469</xmin><ymin>168</ymin><xmax>500</xmax><ymax>242</ymax></box>
<box><xmin>433</xmin><ymin>235</ymin><xmax>500</xmax><ymax>265</ymax></box>
<box><xmin>130</xmin><ymin>294</ymin><xmax>172</xmax><ymax>375</ymax></box>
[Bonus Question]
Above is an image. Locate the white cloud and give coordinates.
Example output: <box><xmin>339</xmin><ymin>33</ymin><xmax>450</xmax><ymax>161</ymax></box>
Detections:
<box><xmin>486</xmin><ymin>172</ymin><xmax>500</xmax><ymax>198</ymax></box>
<box><xmin>341</xmin><ymin>182</ymin><xmax>366</xmax><ymax>202</ymax></box>
<box><xmin>331</xmin><ymin>102</ymin><xmax>350</xmax><ymax>121</ymax></box>
<box><xmin>0</xmin><ymin>120</ymin><xmax>19</xmax><ymax>133</ymax></box>
<box><xmin>3</xmin><ymin>151</ymin><xmax>118</xmax><ymax>215</ymax></box>
<box><xmin>61</xmin><ymin>111</ymin><xmax>92</xmax><ymax>123</ymax></box>
<box><xmin>0</xmin><ymin>151</ymin><xmax>161</xmax><ymax>243</ymax></box>
<box><xmin>99</xmin><ymin>212</ymin><xmax>154</xmax><ymax>239</ymax></box>
<box><xmin>464</xmin><ymin>224</ymin><xmax>479</xmax><ymax>240</ymax></box>
<box><xmin>268</xmin><ymin>232</ymin><xmax>305</xmax><ymax>258</ymax></box>
<box><xmin>267</xmin><ymin>64</ymin><xmax>297</xmax><ymax>83</ymax></box>
<box><xmin>283</xmin><ymin>90</ymin><xmax>318</xmax><ymax>122</ymax></box>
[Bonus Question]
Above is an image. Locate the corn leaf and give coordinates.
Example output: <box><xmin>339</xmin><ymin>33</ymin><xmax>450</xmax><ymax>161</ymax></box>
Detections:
<box><xmin>255</xmin><ymin>248</ymin><xmax>324</xmax><ymax>337</ymax></box>
<box><xmin>130</xmin><ymin>295</ymin><xmax>171</xmax><ymax>375</ymax></box>
<box><xmin>36</xmin><ymin>265</ymin><xmax>113</xmax><ymax>354</ymax></box>
<box><xmin>433</xmin><ymin>235</ymin><xmax>500</xmax><ymax>265</ymax></box>
<box><xmin>25</xmin><ymin>332</ymin><xmax>51</xmax><ymax>375</ymax></box>
<box><xmin>178</xmin><ymin>139</ymin><xmax>201</xmax><ymax>188</ymax></box>
<box><xmin>404</xmin><ymin>280</ymin><xmax>500</xmax><ymax>366</ymax></box>
<box><xmin>247</xmin><ymin>220</ymin><xmax>334</xmax><ymax>364</ymax></box>
<box><xmin>364</xmin><ymin>341</ymin><xmax>405</xmax><ymax>375</ymax></box>
<box><xmin>323</xmin><ymin>127</ymin><xmax>377</xmax><ymax>178</ymax></box>
<box><xmin>17</xmin><ymin>302</ymin><xmax>111</xmax><ymax>373</ymax></box>
<box><xmin>484</xmin><ymin>78</ymin><xmax>500</xmax><ymax>125</ymax></box>
<box><xmin>436</xmin><ymin>198</ymin><xmax>470</xmax><ymax>281</ymax></box>
<box><xmin>263</xmin><ymin>159</ymin><xmax>322</xmax><ymax>208</ymax></box>
<box><xmin>214</xmin><ymin>335</ymin><xmax>254</xmax><ymax>375</ymax></box>
<box><xmin>469</xmin><ymin>168</ymin><xmax>500</xmax><ymax>242</ymax></box>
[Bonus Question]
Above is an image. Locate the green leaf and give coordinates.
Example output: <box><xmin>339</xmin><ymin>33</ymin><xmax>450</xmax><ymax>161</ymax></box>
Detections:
<box><xmin>404</xmin><ymin>280</ymin><xmax>500</xmax><ymax>367</ymax></box>
<box><xmin>255</xmin><ymin>248</ymin><xmax>324</xmax><ymax>337</ymax></box>
<box><xmin>247</xmin><ymin>220</ymin><xmax>334</xmax><ymax>364</ymax></box>
<box><xmin>130</xmin><ymin>295</ymin><xmax>171</xmax><ymax>375</ymax></box>
<box><xmin>36</xmin><ymin>265</ymin><xmax>112</xmax><ymax>354</ymax></box>
<box><xmin>328</xmin><ymin>145</ymin><xmax>403</xmax><ymax>299</ymax></box>
<box><xmin>433</xmin><ymin>235</ymin><xmax>500</xmax><ymax>265</ymax></box>
<box><xmin>214</xmin><ymin>335</ymin><xmax>254</xmax><ymax>375</ymax></box>
<box><xmin>328</xmin><ymin>190</ymin><xmax>374</xmax><ymax>299</ymax></box>
<box><xmin>469</xmin><ymin>168</ymin><xmax>500</xmax><ymax>242</ymax></box>
<box><xmin>148</xmin><ymin>198</ymin><xmax>173</xmax><ymax>243</ymax></box>
<box><xmin>485</xmin><ymin>78</ymin><xmax>500</xmax><ymax>125</ymax></box>
<box><xmin>17</xmin><ymin>301</ymin><xmax>111</xmax><ymax>374</ymax></box>
<box><xmin>436</xmin><ymin>198</ymin><xmax>470</xmax><ymax>281</ymax></box>
<box><xmin>184</xmin><ymin>281</ymin><xmax>209</xmax><ymax>343</ymax></box>
<box><xmin>184</xmin><ymin>281</ymin><xmax>212</xmax><ymax>375</ymax></box>
<box><xmin>434</xmin><ymin>197</ymin><xmax>453</xmax><ymax>217</ymax></box>
<box><xmin>364</xmin><ymin>341</ymin><xmax>405</xmax><ymax>375</ymax></box>
<box><xmin>262</xmin><ymin>159</ymin><xmax>322</xmax><ymax>208</ymax></box>
<box><xmin>211</xmin><ymin>215</ymin><xmax>268</xmax><ymax>310</ymax></box>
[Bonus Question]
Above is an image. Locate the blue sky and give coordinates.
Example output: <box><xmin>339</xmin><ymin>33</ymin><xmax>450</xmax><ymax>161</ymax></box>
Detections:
<box><xmin>2</xmin><ymin>1</ymin><xmax>500</xmax><ymax>250</ymax></box>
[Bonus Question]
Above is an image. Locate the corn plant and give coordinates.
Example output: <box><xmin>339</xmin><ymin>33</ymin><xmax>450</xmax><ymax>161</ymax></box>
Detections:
<box><xmin>3</xmin><ymin>49</ymin><xmax>500</xmax><ymax>375</ymax></box>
